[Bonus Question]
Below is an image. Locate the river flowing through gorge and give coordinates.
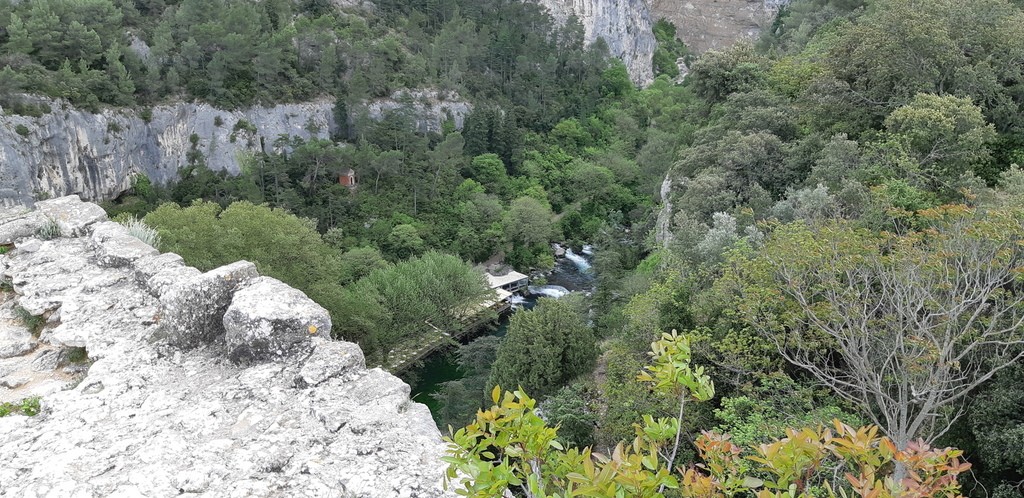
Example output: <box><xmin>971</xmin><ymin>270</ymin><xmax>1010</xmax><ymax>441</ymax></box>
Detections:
<box><xmin>405</xmin><ymin>246</ymin><xmax>596</xmax><ymax>422</ymax></box>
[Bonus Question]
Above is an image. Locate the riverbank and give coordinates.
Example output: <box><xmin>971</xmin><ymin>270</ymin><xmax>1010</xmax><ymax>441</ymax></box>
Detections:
<box><xmin>404</xmin><ymin>246</ymin><xmax>596</xmax><ymax>423</ymax></box>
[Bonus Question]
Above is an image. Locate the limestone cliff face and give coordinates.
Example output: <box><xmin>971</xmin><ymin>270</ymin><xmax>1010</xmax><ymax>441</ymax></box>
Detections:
<box><xmin>362</xmin><ymin>89</ymin><xmax>472</xmax><ymax>135</ymax></box>
<box><xmin>535</xmin><ymin>0</ymin><xmax>789</xmax><ymax>86</ymax></box>
<box><xmin>650</xmin><ymin>0</ymin><xmax>790</xmax><ymax>54</ymax></box>
<box><xmin>0</xmin><ymin>196</ymin><xmax>454</xmax><ymax>497</ymax></box>
<box><xmin>537</xmin><ymin>0</ymin><xmax>657</xmax><ymax>86</ymax></box>
<box><xmin>0</xmin><ymin>92</ymin><xmax>470</xmax><ymax>207</ymax></box>
<box><xmin>0</xmin><ymin>98</ymin><xmax>337</xmax><ymax>207</ymax></box>
<box><xmin>654</xmin><ymin>174</ymin><xmax>675</xmax><ymax>247</ymax></box>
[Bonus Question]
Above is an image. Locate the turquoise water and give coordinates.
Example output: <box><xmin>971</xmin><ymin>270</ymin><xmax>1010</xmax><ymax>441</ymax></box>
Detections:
<box><xmin>405</xmin><ymin>300</ymin><xmax>530</xmax><ymax>415</ymax></box>
<box><xmin>404</xmin><ymin>252</ymin><xmax>595</xmax><ymax>419</ymax></box>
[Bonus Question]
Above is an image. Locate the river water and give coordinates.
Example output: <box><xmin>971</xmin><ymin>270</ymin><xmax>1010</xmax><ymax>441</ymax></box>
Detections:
<box><xmin>405</xmin><ymin>246</ymin><xmax>596</xmax><ymax>418</ymax></box>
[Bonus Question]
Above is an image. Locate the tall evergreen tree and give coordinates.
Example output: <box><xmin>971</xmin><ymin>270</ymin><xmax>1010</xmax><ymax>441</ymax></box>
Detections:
<box><xmin>489</xmin><ymin>296</ymin><xmax>596</xmax><ymax>397</ymax></box>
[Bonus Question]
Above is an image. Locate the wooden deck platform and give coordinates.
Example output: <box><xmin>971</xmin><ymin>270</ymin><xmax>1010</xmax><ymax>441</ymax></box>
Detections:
<box><xmin>383</xmin><ymin>302</ymin><xmax>511</xmax><ymax>374</ymax></box>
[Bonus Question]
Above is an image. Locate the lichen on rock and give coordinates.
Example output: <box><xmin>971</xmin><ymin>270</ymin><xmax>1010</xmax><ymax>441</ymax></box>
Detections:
<box><xmin>223</xmin><ymin>276</ymin><xmax>331</xmax><ymax>363</ymax></box>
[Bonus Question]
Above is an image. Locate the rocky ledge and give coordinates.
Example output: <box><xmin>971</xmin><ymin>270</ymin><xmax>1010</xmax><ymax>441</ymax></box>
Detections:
<box><xmin>0</xmin><ymin>196</ymin><xmax>452</xmax><ymax>497</ymax></box>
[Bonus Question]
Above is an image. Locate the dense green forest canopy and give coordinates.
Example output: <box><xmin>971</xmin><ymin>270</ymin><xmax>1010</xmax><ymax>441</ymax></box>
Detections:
<box><xmin>65</xmin><ymin>0</ymin><xmax>670</xmax><ymax>362</ymax></box>
<box><xmin>439</xmin><ymin>0</ymin><xmax>1024</xmax><ymax>495</ymax></box>
<box><xmin>5</xmin><ymin>0</ymin><xmax>1024</xmax><ymax>495</ymax></box>
<box><xmin>0</xmin><ymin>0</ymin><xmax>615</xmax><ymax>122</ymax></box>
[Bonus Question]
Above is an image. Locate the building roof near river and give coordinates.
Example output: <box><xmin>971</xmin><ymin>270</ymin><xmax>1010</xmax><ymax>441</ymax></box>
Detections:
<box><xmin>486</xmin><ymin>270</ymin><xmax>529</xmax><ymax>291</ymax></box>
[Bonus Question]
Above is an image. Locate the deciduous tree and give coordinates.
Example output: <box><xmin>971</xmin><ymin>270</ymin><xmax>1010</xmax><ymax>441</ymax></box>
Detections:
<box><xmin>728</xmin><ymin>206</ymin><xmax>1024</xmax><ymax>448</ymax></box>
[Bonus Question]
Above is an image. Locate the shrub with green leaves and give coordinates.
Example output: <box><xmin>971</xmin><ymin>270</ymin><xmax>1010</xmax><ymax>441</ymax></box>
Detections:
<box><xmin>444</xmin><ymin>332</ymin><xmax>972</xmax><ymax>498</ymax></box>
<box><xmin>14</xmin><ymin>306</ymin><xmax>44</xmax><ymax>335</ymax></box>
<box><xmin>233</xmin><ymin>119</ymin><xmax>256</xmax><ymax>133</ymax></box>
<box><xmin>0</xmin><ymin>397</ymin><xmax>41</xmax><ymax>417</ymax></box>
<box><xmin>66</xmin><ymin>347</ymin><xmax>89</xmax><ymax>364</ymax></box>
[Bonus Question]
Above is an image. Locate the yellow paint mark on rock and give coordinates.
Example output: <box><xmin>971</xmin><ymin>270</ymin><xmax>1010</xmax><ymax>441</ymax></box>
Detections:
<box><xmin>308</xmin><ymin>325</ymin><xmax>318</xmax><ymax>335</ymax></box>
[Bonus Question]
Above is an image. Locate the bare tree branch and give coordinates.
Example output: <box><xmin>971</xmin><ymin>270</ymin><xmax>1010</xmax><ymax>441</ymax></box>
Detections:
<box><xmin>733</xmin><ymin>207</ymin><xmax>1024</xmax><ymax>447</ymax></box>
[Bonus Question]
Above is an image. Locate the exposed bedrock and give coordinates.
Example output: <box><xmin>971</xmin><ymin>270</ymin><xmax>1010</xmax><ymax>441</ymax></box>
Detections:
<box><xmin>0</xmin><ymin>195</ymin><xmax>453</xmax><ymax>497</ymax></box>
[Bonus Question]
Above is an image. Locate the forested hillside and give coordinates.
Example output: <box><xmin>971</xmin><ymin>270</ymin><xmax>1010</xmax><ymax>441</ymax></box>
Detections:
<box><xmin>5</xmin><ymin>0</ymin><xmax>1024</xmax><ymax>496</ymax></box>
<box><xmin>508</xmin><ymin>0</ymin><xmax>1024</xmax><ymax>495</ymax></box>
<box><xmin>0</xmin><ymin>0</ymin><xmax>617</xmax><ymax>114</ymax></box>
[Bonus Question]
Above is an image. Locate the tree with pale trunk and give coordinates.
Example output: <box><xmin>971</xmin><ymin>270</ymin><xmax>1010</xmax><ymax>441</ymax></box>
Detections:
<box><xmin>727</xmin><ymin>205</ymin><xmax>1024</xmax><ymax>450</ymax></box>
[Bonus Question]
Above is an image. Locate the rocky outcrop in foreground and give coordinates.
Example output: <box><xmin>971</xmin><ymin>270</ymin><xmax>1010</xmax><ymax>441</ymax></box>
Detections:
<box><xmin>0</xmin><ymin>196</ymin><xmax>452</xmax><ymax>497</ymax></box>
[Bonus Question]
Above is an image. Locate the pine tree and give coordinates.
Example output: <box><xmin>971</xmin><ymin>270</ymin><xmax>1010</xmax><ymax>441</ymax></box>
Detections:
<box><xmin>5</xmin><ymin>14</ymin><xmax>33</xmax><ymax>55</ymax></box>
<box><xmin>105</xmin><ymin>47</ymin><xmax>136</xmax><ymax>106</ymax></box>
<box><xmin>488</xmin><ymin>296</ymin><xmax>596</xmax><ymax>397</ymax></box>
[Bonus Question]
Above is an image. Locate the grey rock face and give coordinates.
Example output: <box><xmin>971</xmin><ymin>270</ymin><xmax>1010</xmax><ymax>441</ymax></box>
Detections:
<box><xmin>0</xmin><ymin>376</ymin><xmax>28</xmax><ymax>389</ymax></box>
<box><xmin>0</xmin><ymin>90</ymin><xmax>472</xmax><ymax>206</ymax></box>
<box><xmin>89</xmin><ymin>221</ymin><xmax>159</xmax><ymax>268</ymax></box>
<box><xmin>131</xmin><ymin>252</ymin><xmax>186</xmax><ymax>292</ymax></box>
<box><xmin>146</xmin><ymin>264</ymin><xmax>201</xmax><ymax>301</ymax></box>
<box><xmin>0</xmin><ymin>200</ymin><xmax>454</xmax><ymax>497</ymax></box>
<box><xmin>331</xmin><ymin>0</ymin><xmax>375</xmax><ymax>9</ymax></box>
<box><xmin>535</xmin><ymin>0</ymin><xmax>791</xmax><ymax>85</ymax></box>
<box><xmin>35</xmin><ymin>195</ymin><xmax>108</xmax><ymax>236</ymax></box>
<box><xmin>0</xmin><ymin>206</ymin><xmax>45</xmax><ymax>244</ymax></box>
<box><xmin>0</xmin><ymin>310</ymin><xmax>36</xmax><ymax>360</ymax></box>
<box><xmin>0</xmin><ymin>340</ymin><xmax>35</xmax><ymax>360</ymax></box>
<box><xmin>650</xmin><ymin>0</ymin><xmax>791</xmax><ymax>54</ymax></box>
<box><xmin>655</xmin><ymin>174</ymin><xmax>675</xmax><ymax>247</ymax></box>
<box><xmin>298</xmin><ymin>338</ymin><xmax>365</xmax><ymax>387</ymax></box>
<box><xmin>159</xmin><ymin>261</ymin><xmax>259</xmax><ymax>348</ymax></box>
<box><xmin>223</xmin><ymin>277</ymin><xmax>331</xmax><ymax>363</ymax></box>
<box><xmin>29</xmin><ymin>349</ymin><xmax>65</xmax><ymax>372</ymax></box>
<box><xmin>538</xmin><ymin>0</ymin><xmax>656</xmax><ymax>86</ymax></box>
<box><xmin>13</xmin><ymin>238</ymin><xmax>42</xmax><ymax>253</ymax></box>
<box><xmin>0</xmin><ymin>97</ymin><xmax>337</xmax><ymax>206</ymax></box>
<box><xmin>363</xmin><ymin>89</ymin><xmax>472</xmax><ymax>134</ymax></box>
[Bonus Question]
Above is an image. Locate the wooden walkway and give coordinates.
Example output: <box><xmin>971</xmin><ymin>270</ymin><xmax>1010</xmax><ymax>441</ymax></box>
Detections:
<box><xmin>383</xmin><ymin>303</ymin><xmax>510</xmax><ymax>374</ymax></box>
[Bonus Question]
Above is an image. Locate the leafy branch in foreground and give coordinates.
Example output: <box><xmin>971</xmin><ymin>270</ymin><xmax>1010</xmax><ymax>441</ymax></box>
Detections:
<box><xmin>443</xmin><ymin>332</ymin><xmax>970</xmax><ymax>497</ymax></box>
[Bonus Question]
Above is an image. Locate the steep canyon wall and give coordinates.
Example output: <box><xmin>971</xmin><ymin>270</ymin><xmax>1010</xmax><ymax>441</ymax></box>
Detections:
<box><xmin>650</xmin><ymin>0</ymin><xmax>790</xmax><ymax>53</ymax></box>
<box><xmin>0</xmin><ymin>98</ymin><xmax>337</xmax><ymax>207</ymax></box>
<box><xmin>537</xmin><ymin>0</ymin><xmax>790</xmax><ymax>83</ymax></box>
<box><xmin>537</xmin><ymin>0</ymin><xmax>657</xmax><ymax>86</ymax></box>
<box><xmin>0</xmin><ymin>93</ymin><xmax>470</xmax><ymax>207</ymax></box>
